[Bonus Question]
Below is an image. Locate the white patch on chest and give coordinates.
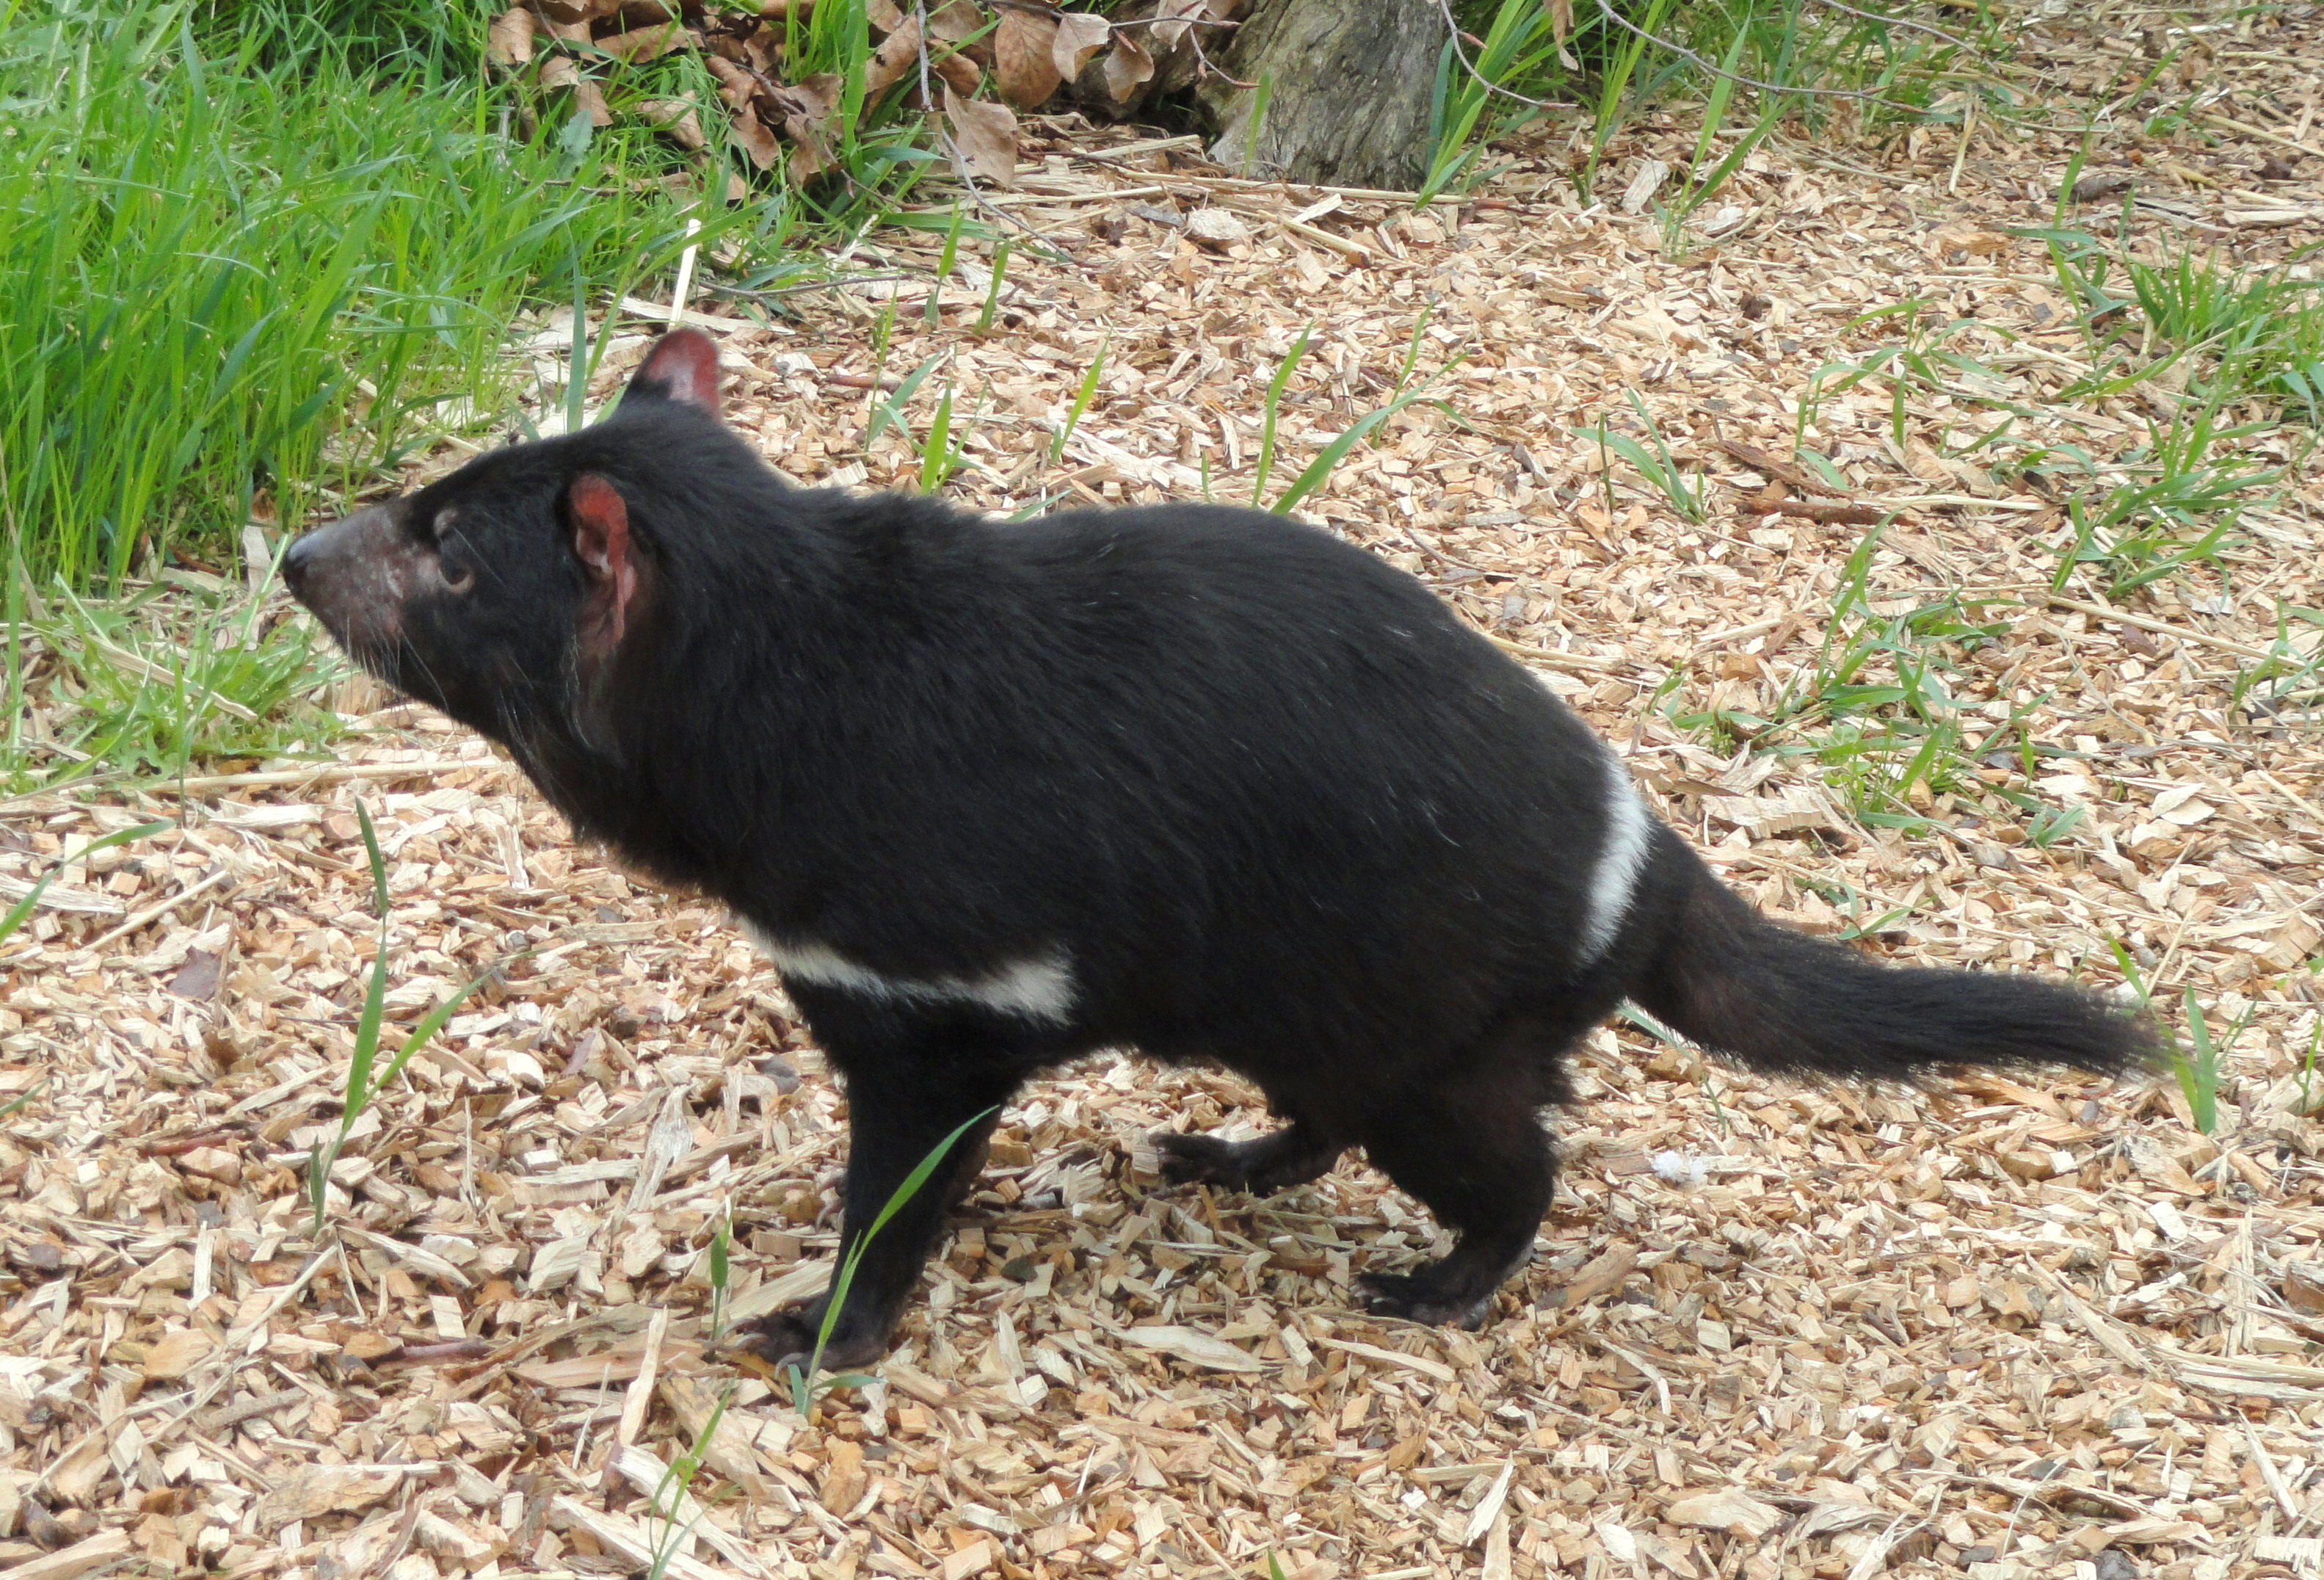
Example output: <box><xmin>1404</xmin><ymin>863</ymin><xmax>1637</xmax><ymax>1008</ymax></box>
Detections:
<box><xmin>742</xmin><ymin>923</ymin><xmax>1076</xmax><ymax>1024</ymax></box>
<box><xmin>1576</xmin><ymin>750</ymin><xmax>1653</xmax><ymax>965</ymax></box>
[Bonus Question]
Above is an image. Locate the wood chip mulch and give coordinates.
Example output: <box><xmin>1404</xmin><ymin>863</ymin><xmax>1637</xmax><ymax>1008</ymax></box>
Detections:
<box><xmin>4</xmin><ymin>4</ymin><xmax>2323</xmax><ymax>1579</ymax></box>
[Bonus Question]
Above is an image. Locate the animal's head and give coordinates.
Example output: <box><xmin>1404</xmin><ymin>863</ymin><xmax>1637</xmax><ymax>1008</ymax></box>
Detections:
<box><xmin>284</xmin><ymin>328</ymin><xmax>735</xmax><ymax>772</ymax></box>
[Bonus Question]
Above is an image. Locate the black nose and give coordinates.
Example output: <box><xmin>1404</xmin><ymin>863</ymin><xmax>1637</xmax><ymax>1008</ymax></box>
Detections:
<box><xmin>281</xmin><ymin>533</ymin><xmax>315</xmax><ymax>598</ymax></box>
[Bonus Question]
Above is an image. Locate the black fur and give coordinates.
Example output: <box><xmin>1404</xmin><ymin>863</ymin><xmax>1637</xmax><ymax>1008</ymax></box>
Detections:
<box><xmin>285</xmin><ymin>330</ymin><xmax>2157</xmax><ymax>1368</ymax></box>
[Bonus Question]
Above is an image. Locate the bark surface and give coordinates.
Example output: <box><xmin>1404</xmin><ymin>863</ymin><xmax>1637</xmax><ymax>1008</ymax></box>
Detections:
<box><xmin>1198</xmin><ymin>0</ymin><xmax>1442</xmax><ymax>190</ymax></box>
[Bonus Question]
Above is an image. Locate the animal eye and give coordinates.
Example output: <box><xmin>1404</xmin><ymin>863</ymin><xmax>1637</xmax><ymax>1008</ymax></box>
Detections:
<box><xmin>440</xmin><ymin>551</ymin><xmax>476</xmax><ymax>593</ymax></box>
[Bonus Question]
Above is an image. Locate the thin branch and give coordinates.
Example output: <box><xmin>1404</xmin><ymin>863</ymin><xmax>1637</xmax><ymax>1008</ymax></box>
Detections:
<box><xmin>1181</xmin><ymin>18</ymin><xmax>1254</xmax><ymax>91</ymax></box>
<box><xmin>1803</xmin><ymin>0</ymin><xmax>1980</xmax><ymax>51</ymax></box>
<box><xmin>699</xmin><ymin>271</ymin><xmax>929</xmax><ymax>302</ymax></box>
<box><xmin>913</xmin><ymin>0</ymin><xmax>936</xmax><ymax>128</ymax></box>
<box><xmin>1587</xmin><ymin>0</ymin><xmax>1900</xmax><ymax>102</ymax></box>
<box><xmin>1430</xmin><ymin>0</ymin><xmax>1571</xmax><ymax>112</ymax></box>
<box><xmin>1105</xmin><ymin>15</ymin><xmax>1241</xmax><ymax>30</ymax></box>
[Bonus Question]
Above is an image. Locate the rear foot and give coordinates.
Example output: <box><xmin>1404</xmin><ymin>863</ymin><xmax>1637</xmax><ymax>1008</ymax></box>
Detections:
<box><xmin>1357</xmin><ymin>1244</ymin><xmax>1531</xmax><ymax>1328</ymax></box>
<box><xmin>1151</xmin><ymin>1126</ymin><xmax>1338</xmax><ymax>1194</ymax></box>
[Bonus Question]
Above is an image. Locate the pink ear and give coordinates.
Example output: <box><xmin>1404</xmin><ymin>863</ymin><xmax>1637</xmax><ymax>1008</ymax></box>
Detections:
<box><xmin>628</xmin><ymin>327</ymin><xmax>723</xmax><ymax>417</ymax></box>
<box><xmin>570</xmin><ymin>474</ymin><xmax>638</xmax><ymax>651</ymax></box>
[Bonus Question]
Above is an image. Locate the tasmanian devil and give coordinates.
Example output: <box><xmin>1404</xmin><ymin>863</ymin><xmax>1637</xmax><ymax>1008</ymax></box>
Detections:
<box><xmin>284</xmin><ymin>327</ymin><xmax>2154</xmax><ymax>1371</ymax></box>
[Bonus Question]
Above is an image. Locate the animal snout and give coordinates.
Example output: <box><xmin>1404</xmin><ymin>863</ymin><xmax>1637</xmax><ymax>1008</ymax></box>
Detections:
<box><xmin>280</xmin><ymin>503</ymin><xmax>415</xmax><ymax>653</ymax></box>
<box><xmin>280</xmin><ymin>529</ymin><xmax>319</xmax><ymax>599</ymax></box>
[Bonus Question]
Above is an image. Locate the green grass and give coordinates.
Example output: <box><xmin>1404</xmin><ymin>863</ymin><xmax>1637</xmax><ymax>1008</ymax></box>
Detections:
<box><xmin>1051</xmin><ymin>341</ymin><xmax>1108</xmax><ymax>464</ymax></box>
<box><xmin>0</xmin><ymin>1</ymin><xmax>710</xmax><ymax>589</ymax></box>
<box><xmin>1252</xmin><ymin>330</ymin><xmax>1315</xmax><ymax>507</ymax></box>
<box><xmin>1581</xmin><ymin>392</ymin><xmax>1713</xmax><ymax>523</ymax></box>
<box><xmin>1424</xmin><ymin>0</ymin><xmax>1567</xmax><ymax>200</ymax></box>
<box><xmin>3</xmin><ymin>562</ymin><xmax>345</xmax><ymax>793</ymax></box>
<box><xmin>915</xmin><ymin>383</ymin><xmax>971</xmax><ymax>493</ymax></box>
<box><xmin>644</xmin><ymin>1392</ymin><xmax>736</xmax><ymax>1580</ymax></box>
<box><xmin>2107</xmin><ymin>945</ymin><xmax>2251</xmax><ymax>1137</ymax></box>
<box><xmin>2038</xmin><ymin>219</ymin><xmax>2324</xmax><ymax>417</ymax></box>
<box><xmin>2167</xmin><ymin>987</ymin><xmax>2231</xmax><ymax>1136</ymax></box>
<box><xmin>306</xmin><ymin>801</ymin><xmax>501</xmax><ymax>1236</ymax></box>
<box><xmin>1447</xmin><ymin>0</ymin><xmax>1988</xmax><ymax>209</ymax></box>
<box><xmin>2230</xmin><ymin>603</ymin><xmax>2324</xmax><ymax>725</ymax></box>
<box><xmin>1793</xmin><ymin>292</ymin><xmax>2279</xmax><ymax>604</ymax></box>
<box><xmin>1658</xmin><ymin>521</ymin><xmax>2108</xmax><ymax>844</ymax></box>
<box><xmin>763</xmin><ymin>0</ymin><xmax>956</xmax><ymax>230</ymax></box>
<box><xmin>2296</xmin><ymin>1016</ymin><xmax>2322</xmax><ymax>1119</ymax></box>
<box><xmin>202</xmin><ymin>0</ymin><xmax>483</xmax><ymax>73</ymax></box>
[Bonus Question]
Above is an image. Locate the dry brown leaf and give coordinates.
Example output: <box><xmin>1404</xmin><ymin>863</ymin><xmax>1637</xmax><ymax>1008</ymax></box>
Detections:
<box><xmin>597</xmin><ymin>21</ymin><xmax>686</xmax><ymax>62</ymax></box>
<box><xmin>934</xmin><ymin>49</ymin><xmax>982</xmax><ymax>95</ymax></box>
<box><xmin>1052</xmin><ymin>11</ymin><xmax>1113</xmax><ymax>80</ymax></box>
<box><xmin>995</xmin><ymin>8</ymin><xmax>1063</xmax><ymax>108</ymax></box>
<box><xmin>637</xmin><ymin>97</ymin><xmax>708</xmax><ymax>151</ymax></box>
<box><xmin>729</xmin><ymin>101</ymin><xmax>780</xmax><ymax>170</ymax></box>
<box><xmin>774</xmin><ymin>73</ymin><xmax>840</xmax><ymax>181</ymax></box>
<box><xmin>929</xmin><ymin>0</ymin><xmax>984</xmax><ymax>42</ymax></box>
<box><xmin>866</xmin><ymin>0</ymin><xmax>907</xmax><ymax>28</ymax></box>
<box><xmin>943</xmin><ymin>84</ymin><xmax>1020</xmax><ymax>187</ymax></box>
<box><xmin>1550</xmin><ymin>0</ymin><xmax>1574</xmax><ymax>40</ymax></box>
<box><xmin>702</xmin><ymin>54</ymin><xmax>756</xmax><ymax>112</ymax></box>
<box><xmin>864</xmin><ymin>14</ymin><xmax>924</xmax><ymax>98</ymax></box>
<box><xmin>742</xmin><ymin>23</ymin><xmax>780</xmax><ymax>73</ymax></box>
<box><xmin>484</xmin><ymin>7</ymin><xmax>535</xmax><ymax>68</ymax></box>
<box><xmin>777</xmin><ymin>73</ymin><xmax>841</xmax><ymax>123</ymax></box>
<box><xmin>1149</xmin><ymin>0</ymin><xmax>1218</xmax><ymax>52</ymax></box>
<box><xmin>1101</xmin><ymin>29</ymin><xmax>1155</xmax><ymax>101</ymax></box>
<box><xmin>573</xmin><ymin>77</ymin><xmax>614</xmax><ymax>128</ymax></box>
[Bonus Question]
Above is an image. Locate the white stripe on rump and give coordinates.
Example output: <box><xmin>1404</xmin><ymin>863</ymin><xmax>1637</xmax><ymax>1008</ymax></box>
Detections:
<box><xmin>1577</xmin><ymin>752</ymin><xmax>1652</xmax><ymax>964</ymax></box>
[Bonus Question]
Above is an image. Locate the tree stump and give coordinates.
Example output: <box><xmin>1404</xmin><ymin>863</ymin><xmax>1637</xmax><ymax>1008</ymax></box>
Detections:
<box><xmin>1197</xmin><ymin>0</ymin><xmax>1444</xmax><ymax>190</ymax></box>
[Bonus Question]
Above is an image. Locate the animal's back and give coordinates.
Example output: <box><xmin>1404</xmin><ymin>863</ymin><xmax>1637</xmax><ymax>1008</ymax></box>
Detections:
<box><xmin>730</xmin><ymin>498</ymin><xmax>1625</xmax><ymax>1069</ymax></box>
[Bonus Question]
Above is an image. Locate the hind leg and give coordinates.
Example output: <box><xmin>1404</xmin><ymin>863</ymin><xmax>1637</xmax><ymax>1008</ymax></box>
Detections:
<box><xmin>1153</xmin><ymin>1122</ymin><xmax>1341</xmax><ymax>1194</ymax></box>
<box><xmin>1354</xmin><ymin>1016</ymin><xmax>1580</xmax><ymax>1327</ymax></box>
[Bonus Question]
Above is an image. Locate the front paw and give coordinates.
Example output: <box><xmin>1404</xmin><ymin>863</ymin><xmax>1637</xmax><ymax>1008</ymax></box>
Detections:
<box><xmin>735</xmin><ymin>1303</ymin><xmax>891</xmax><ymax>1377</ymax></box>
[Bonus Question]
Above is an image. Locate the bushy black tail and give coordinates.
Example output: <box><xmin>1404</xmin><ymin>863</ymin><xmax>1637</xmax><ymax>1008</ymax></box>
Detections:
<box><xmin>1624</xmin><ymin>833</ymin><xmax>2158</xmax><ymax>1081</ymax></box>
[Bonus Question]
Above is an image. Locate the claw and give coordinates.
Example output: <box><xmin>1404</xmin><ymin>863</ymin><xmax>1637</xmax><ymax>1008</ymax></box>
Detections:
<box><xmin>735</xmin><ymin>1304</ymin><xmax>890</xmax><ymax>1378</ymax></box>
<box><xmin>1355</xmin><ymin>1270</ymin><xmax>1497</xmax><ymax>1329</ymax></box>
